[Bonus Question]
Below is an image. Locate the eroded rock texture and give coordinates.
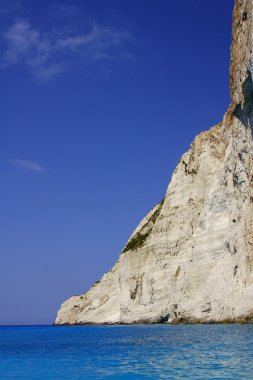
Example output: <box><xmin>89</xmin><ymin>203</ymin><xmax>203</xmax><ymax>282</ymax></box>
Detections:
<box><xmin>55</xmin><ymin>0</ymin><xmax>253</xmax><ymax>324</ymax></box>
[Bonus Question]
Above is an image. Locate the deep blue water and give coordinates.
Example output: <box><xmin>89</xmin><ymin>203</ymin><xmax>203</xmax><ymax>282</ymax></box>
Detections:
<box><xmin>0</xmin><ymin>325</ymin><xmax>253</xmax><ymax>379</ymax></box>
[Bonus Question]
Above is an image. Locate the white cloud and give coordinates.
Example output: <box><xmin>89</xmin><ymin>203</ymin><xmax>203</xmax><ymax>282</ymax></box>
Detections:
<box><xmin>3</xmin><ymin>19</ymin><xmax>63</xmax><ymax>80</ymax></box>
<box><xmin>9</xmin><ymin>159</ymin><xmax>46</xmax><ymax>172</ymax></box>
<box><xmin>2</xmin><ymin>18</ymin><xmax>132</xmax><ymax>81</ymax></box>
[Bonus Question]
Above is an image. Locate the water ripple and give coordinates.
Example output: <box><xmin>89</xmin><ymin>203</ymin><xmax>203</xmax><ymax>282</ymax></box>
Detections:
<box><xmin>0</xmin><ymin>324</ymin><xmax>253</xmax><ymax>379</ymax></box>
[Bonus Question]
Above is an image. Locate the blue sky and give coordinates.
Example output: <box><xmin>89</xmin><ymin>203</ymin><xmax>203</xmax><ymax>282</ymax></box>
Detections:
<box><xmin>1</xmin><ymin>0</ymin><xmax>234</xmax><ymax>325</ymax></box>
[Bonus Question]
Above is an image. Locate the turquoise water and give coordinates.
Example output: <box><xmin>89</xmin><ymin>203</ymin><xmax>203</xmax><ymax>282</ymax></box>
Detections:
<box><xmin>0</xmin><ymin>325</ymin><xmax>253</xmax><ymax>379</ymax></box>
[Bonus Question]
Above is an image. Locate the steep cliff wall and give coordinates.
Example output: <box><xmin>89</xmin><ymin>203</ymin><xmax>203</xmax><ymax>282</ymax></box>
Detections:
<box><xmin>55</xmin><ymin>0</ymin><xmax>253</xmax><ymax>325</ymax></box>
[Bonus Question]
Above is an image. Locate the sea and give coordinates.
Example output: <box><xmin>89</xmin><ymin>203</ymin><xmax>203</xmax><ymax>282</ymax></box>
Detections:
<box><xmin>0</xmin><ymin>324</ymin><xmax>253</xmax><ymax>379</ymax></box>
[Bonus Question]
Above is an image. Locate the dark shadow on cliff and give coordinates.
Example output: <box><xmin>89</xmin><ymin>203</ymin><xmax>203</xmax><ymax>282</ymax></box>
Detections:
<box><xmin>234</xmin><ymin>70</ymin><xmax>253</xmax><ymax>129</ymax></box>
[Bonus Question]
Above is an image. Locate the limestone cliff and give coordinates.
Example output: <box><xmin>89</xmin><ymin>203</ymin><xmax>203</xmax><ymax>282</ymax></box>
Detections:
<box><xmin>55</xmin><ymin>0</ymin><xmax>253</xmax><ymax>324</ymax></box>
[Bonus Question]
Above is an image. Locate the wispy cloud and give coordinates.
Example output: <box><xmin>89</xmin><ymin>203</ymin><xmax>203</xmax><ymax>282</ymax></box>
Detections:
<box><xmin>1</xmin><ymin>17</ymin><xmax>133</xmax><ymax>81</ymax></box>
<box><xmin>9</xmin><ymin>159</ymin><xmax>46</xmax><ymax>172</ymax></box>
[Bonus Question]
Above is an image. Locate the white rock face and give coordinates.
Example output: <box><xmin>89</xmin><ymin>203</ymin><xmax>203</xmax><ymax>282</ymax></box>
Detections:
<box><xmin>55</xmin><ymin>0</ymin><xmax>253</xmax><ymax>324</ymax></box>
